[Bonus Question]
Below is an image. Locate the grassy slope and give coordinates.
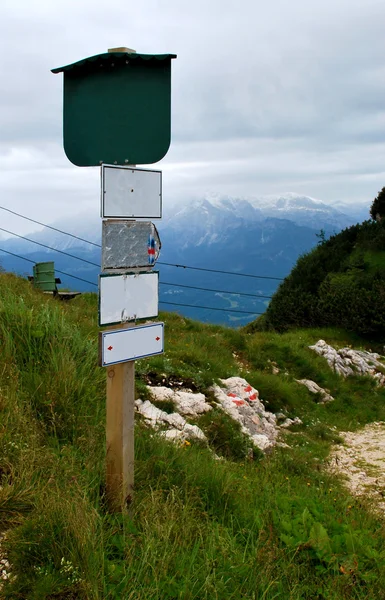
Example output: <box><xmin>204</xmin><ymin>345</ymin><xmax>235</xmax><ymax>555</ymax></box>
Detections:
<box><xmin>1</xmin><ymin>274</ymin><xmax>385</xmax><ymax>599</ymax></box>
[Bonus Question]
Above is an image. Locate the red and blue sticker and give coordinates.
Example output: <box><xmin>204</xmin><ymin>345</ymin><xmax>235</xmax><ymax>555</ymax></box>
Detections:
<box><xmin>148</xmin><ymin>235</ymin><xmax>156</xmax><ymax>265</ymax></box>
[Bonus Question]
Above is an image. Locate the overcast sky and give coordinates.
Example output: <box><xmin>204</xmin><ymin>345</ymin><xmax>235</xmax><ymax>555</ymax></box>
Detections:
<box><xmin>1</xmin><ymin>0</ymin><xmax>385</xmax><ymax>235</ymax></box>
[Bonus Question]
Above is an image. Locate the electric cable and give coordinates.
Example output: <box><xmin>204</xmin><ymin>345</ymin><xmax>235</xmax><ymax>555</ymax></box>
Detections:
<box><xmin>0</xmin><ymin>227</ymin><xmax>100</xmax><ymax>268</ymax></box>
<box><xmin>0</xmin><ymin>205</ymin><xmax>101</xmax><ymax>247</ymax></box>
<box><xmin>0</xmin><ymin>247</ymin><xmax>98</xmax><ymax>287</ymax></box>
<box><xmin>159</xmin><ymin>281</ymin><xmax>272</xmax><ymax>299</ymax></box>
<box><xmin>159</xmin><ymin>301</ymin><xmax>263</xmax><ymax>315</ymax></box>
<box><xmin>158</xmin><ymin>262</ymin><xmax>283</xmax><ymax>280</ymax></box>
<box><xmin>0</xmin><ymin>225</ymin><xmax>276</xmax><ymax>299</ymax></box>
<box><xmin>0</xmin><ymin>205</ymin><xmax>284</xmax><ymax>281</ymax></box>
<box><xmin>0</xmin><ymin>246</ymin><xmax>263</xmax><ymax>315</ymax></box>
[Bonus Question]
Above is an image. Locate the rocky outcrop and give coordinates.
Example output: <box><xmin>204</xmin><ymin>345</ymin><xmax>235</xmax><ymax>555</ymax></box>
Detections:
<box><xmin>135</xmin><ymin>399</ymin><xmax>207</xmax><ymax>443</ymax></box>
<box><xmin>295</xmin><ymin>378</ymin><xmax>334</xmax><ymax>402</ymax></box>
<box><xmin>138</xmin><ymin>377</ymin><xmax>302</xmax><ymax>453</ymax></box>
<box><xmin>210</xmin><ymin>377</ymin><xmax>279</xmax><ymax>452</ymax></box>
<box><xmin>309</xmin><ymin>340</ymin><xmax>385</xmax><ymax>385</ymax></box>
<box><xmin>280</xmin><ymin>416</ymin><xmax>303</xmax><ymax>428</ymax></box>
<box><xmin>149</xmin><ymin>386</ymin><xmax>211</xmax><ymax>417</ymax></box>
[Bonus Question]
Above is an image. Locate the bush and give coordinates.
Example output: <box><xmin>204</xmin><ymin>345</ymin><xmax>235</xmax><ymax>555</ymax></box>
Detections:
<box><xmin>370</xmin><ymin>186</ymin><xmax>385</xmax><ymax>221</ymax></box>
<box><xmin>251</xmin><ymin>221</ymin><xmax>385</xmax><ymax>339</ymax></box>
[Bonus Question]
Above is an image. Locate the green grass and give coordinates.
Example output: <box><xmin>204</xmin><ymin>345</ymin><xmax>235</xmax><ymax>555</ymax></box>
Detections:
<box><xmin>1</xmin><ymin>273</ymin><xmax>385</xmax><ymax>598</ymax></box>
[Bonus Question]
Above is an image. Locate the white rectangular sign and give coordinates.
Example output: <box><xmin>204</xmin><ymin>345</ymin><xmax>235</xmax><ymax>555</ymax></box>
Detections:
<box><xmin>101</xmin><ymin>165</ymin><xmax>162</xmax><ymax>219</ymax></box>
<box><xmin>99</xmin><ymin>272</ymin><xmax>158</xmax><ymax>326</ymax></box>
<box><xmin>99</xmin><ymin>322</ymin><xmax>164</xmax><ymax>366</ymax></box>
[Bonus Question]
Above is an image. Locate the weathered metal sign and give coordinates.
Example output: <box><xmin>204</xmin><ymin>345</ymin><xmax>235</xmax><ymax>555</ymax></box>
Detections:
<box><xmin>99</xmin><ymin>322</ymin><xmax>164</xmax><ymax>366</ymax></box>
<box><xmin>99</xmin><ymin>271</ymin><xmax>158</xmax><ymax>326</ymax></box>
<box><xmin>101</xmin><ymin>165</ymin><xmax>162</xmax><ymax>219</ymax></box>
<box><xmin>52</xmin><ymin>51</ymin><xmax>176</xmax><ymax>166</ymax></box>
<box><xmin>101</xmin><ymin>220</ymin><xmax>161</xmax><ymax>271</ymax></box>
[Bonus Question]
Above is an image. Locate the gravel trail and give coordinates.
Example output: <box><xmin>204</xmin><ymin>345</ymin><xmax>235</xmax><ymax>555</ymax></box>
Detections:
<box><xmin>329</xmin><ymin>422</ymin><xmax>385</xmax><ymax>515</ymax></box>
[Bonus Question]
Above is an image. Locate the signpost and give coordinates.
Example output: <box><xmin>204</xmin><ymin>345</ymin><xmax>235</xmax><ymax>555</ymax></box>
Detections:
<box><xmin>53</xmin><ymin>46</ymin><xmax>176</xmax><ymax>512</ymax></box>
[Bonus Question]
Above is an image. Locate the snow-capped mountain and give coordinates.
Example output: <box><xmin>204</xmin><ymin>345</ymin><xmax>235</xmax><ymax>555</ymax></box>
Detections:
<box><xmin>162</xmin><ymin>193</ymin><xmax>354</xmax><ymax>242</ymax></box>
<box><xmin>1</xmin><ymin>193</ymin><xmax>355</xmax><ymax>256</ymax></box>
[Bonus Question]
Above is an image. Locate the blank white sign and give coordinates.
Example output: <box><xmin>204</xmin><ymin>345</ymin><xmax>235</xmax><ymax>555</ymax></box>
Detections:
<box><xmin>100</xmin><ymin>322</ymin><xmax>164</xmax><ymax>366</ymax></box>
<box><xmin>99</xmin><ymin>272</ymin><xmax>158</xmax><ymax>326</ymax></box>
<box><xmin>101</xmin><ymin>164</ymin><xmax>162</xmax><ymax>219</ymax></box>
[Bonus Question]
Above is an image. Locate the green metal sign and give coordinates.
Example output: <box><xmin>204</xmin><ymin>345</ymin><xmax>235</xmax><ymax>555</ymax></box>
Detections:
<box><xmin>52</xmin><ymin>51</ymin><xmax>176</xmax><ymax>166</ymax></box>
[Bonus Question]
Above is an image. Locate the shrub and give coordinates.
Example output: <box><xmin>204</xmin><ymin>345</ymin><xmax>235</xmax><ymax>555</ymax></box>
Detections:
<box><xmin>251</xmin><ymin>221</ymin><xmax>385</xmax><ymax>339</ymax></box>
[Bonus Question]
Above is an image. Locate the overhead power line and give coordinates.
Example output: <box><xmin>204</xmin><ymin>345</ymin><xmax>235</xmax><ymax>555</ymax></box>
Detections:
<box><xmin>0</xmin><ymin>247</ymin><xmax>35</xmax><ymax>264</ymax></box>
<box><xmin>0</xmin><ymin>204</ymin><xmax>284</xmax><ymax>281</ymax></box>
<box><xmin>0</xmin><ymin>227</ymin><xmax>100</xmax><ymax>268</ymax></box>
<box><xmin>159</xmin><ymin>301</ymin><xmax>263</xmax><ymax>315</ymax></box>
<box><xmin>0</xmin><ymin>247</ymin><xmax>98</xmax><ymax>287</ymax></box>
<box><xmin>0</xmin><ymin>247</ymin><xmax>262</xmax><ymax>316</ymax></box>
<box><xmin>0</xmin><ymin>205</ymin><xmax>101</xmax><ymax>248</ymax></box>
<box><xmin>159</xmin><ymin>280</ymin><xmax>272</xmax><ymax>299</ymax></box>
<box><xmin>158</xmin><ymin>262</ymin><xmax>283</xmax><ymax>281</ymax></box>
<box><xmin>0</xmin><ymin>224</ymin><xmax>276</xmax><ymax>301</ymax></box>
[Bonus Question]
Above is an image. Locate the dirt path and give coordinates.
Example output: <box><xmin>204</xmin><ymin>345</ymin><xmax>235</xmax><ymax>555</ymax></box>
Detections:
<box><xmin>329</xmin><ymin>421</ymin><xmax>385</xmax><ymax>515</ymax></box>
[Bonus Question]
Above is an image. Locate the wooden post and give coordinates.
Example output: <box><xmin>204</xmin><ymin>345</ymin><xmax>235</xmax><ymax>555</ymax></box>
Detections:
<box><xmin>103</xmin><ymin>54</ymin><xmax>138</xmax><ymax>513</ymax></box>
<box><xmin>106</xmin><ymin>352</ymin><xmax>135</xmax><ymax>511</ymax></box>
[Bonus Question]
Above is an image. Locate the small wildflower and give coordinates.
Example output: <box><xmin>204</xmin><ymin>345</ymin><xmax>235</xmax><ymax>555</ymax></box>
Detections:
<box><xmin>307</xmin><ymin>482</ymin><xmax>311</xmax><ymax>486</ymax></box>
<box><xmin>183</xmin><ymin>440</ymin><xmax>191</xmax><ymax>447</ymax></box>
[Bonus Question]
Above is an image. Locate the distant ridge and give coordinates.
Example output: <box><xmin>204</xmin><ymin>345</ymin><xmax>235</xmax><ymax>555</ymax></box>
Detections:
<box><xmin>0</xmin><ymin>193</ymin><xmax>367</xmax><ymax>327</ymax></box>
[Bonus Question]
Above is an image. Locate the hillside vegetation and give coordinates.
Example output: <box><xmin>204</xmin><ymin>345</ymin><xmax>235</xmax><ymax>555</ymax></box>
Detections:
<box><xmin>1</xmin><ymin>274</ymin><xmax>385</xmax><ymax>598</ymax></box>
<box><xmin>248</xmin><ymin>220</ymin><xmax>385</xmax><ymax>339</ymax></box>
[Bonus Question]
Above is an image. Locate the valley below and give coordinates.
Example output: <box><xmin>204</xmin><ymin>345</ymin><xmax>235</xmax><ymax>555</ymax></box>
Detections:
<box><xmin>0</xmin><ymin>193</ymin><xmax>368</xmax><ymax>327</ymax></box>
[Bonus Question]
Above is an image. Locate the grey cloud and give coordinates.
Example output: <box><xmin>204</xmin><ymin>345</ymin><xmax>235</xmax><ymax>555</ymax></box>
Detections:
<box><xmin>0</xmin><ymin>0</ymin><xmax>384</xmax><ymax>231</ymax></box>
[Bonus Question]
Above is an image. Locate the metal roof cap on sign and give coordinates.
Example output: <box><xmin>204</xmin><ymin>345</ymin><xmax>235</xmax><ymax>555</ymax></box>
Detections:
<box><xmin>51</xmin><ymin>47</ymin><xmax>177</xmax><ymax>165</ymax></box>
<box><xmin>51</xmin><ymin>52</ymin><xmax>177</xmax><ymax>74</ymax></box>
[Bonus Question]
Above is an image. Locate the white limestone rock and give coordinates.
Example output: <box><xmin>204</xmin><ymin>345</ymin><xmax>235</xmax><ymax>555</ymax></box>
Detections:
<box><xmin>309</xmin><ymin>340</ymin><xmax>385</xmax><ymax>385</ymax></box>
<box><xmin>140</xmin><ymin>377</ymin><xmax>302</xmax><ymax>454</ymax></box>
<box><xmin>135</xmin><ymin>399</ymin><xmax>207</xmax><ymax>443</ymax></box>
<box><xmin>210</xmin><ymin>377</ymin><xmax>279</xmax><ymax>452</ymax></box>
<box><xmin>161</xmin><ymin>429</ymin><xmax>184</xmax><ymax>441</ymax></box>
<box><xmin>160</xmin><ymin>425</ymin><xmax>207</xmax><ymax>443</ymax></box>
<box><xmin>250</xmin><ymin>434</ymin><xmax>272</xmax><ymax>451</ymax></box>
<box><xmin>295</xmin><ymin>378</ymin><xmax>334</xmax><ymax>402</ymax></box>
<box><xmin>281</xmin><ymin>417</ymin><xmax>303</xmax><ymax>428</ymax></box>
<box><xmin>148</xmin><ymin>386</ymin><xmax>212</xmax><ymax>417</ymax></box>
<box><xmin>135</xmin><ymin>399</ymin><xmax>185</xmax><ymax>430</ymax></box>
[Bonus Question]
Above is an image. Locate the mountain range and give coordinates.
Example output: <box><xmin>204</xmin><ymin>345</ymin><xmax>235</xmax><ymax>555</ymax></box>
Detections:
<box><xmin>0</xmin><ymin>193</ymin><xmax>369</xmax><ymax>326</ymax></box>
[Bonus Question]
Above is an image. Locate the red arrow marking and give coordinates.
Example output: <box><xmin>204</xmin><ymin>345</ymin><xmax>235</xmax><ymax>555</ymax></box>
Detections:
<box><xmin>155</xmin><ymin>337</ymin><xmax>160</xmax><ymax>341</ymax></box>
<box><xmin>107</xmin><ymin>346</ymin><xmax>113</xmax><ymax>351</ymax></box>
